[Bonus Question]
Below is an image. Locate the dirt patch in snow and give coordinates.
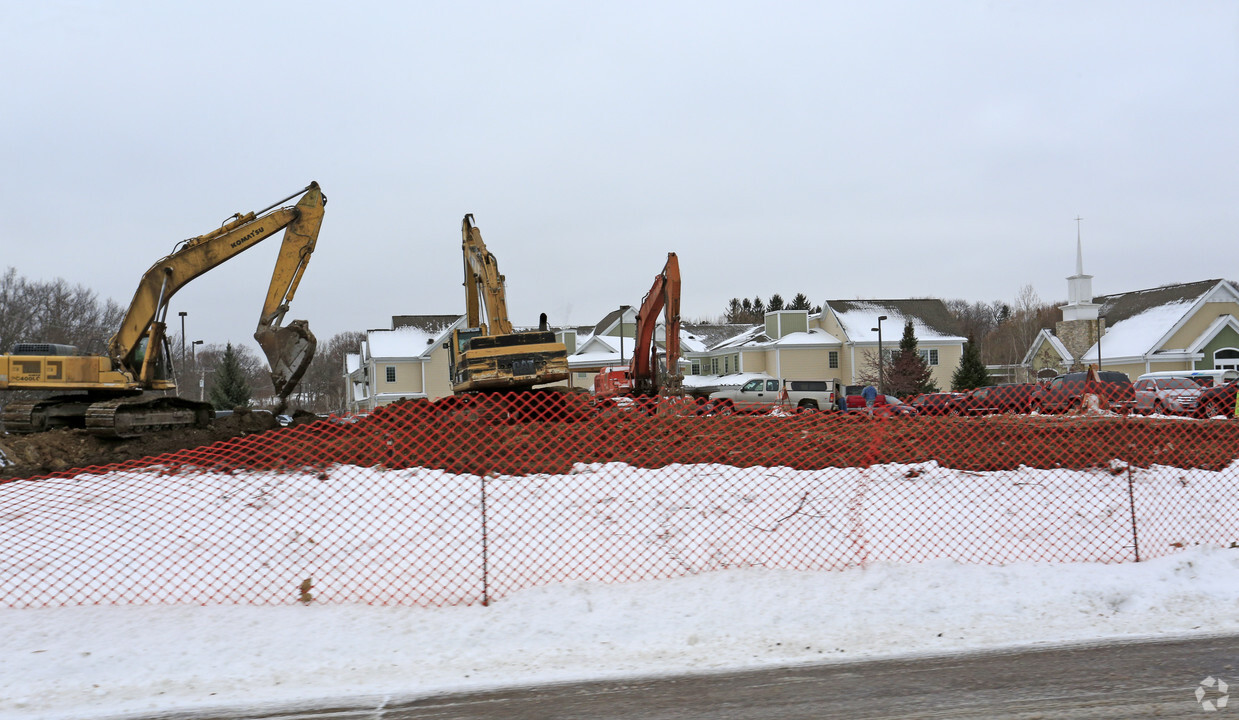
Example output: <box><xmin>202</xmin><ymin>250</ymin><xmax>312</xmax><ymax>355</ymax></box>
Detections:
<box><xmin>0</xmin><ymin>409</ymin><xmax>302</xmax><ymax>479</ymax></box>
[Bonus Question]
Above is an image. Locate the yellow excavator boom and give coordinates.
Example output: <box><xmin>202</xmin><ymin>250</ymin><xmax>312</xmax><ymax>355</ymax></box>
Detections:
<box><xmin>1</xmin><ymin>182</ymin><xmax>326</xmax><ymax>437</ymax></box>
<box><xmin>109</xmin><ymin>182</ymin><xmax>326</xmax><ymax>398</ymax></box>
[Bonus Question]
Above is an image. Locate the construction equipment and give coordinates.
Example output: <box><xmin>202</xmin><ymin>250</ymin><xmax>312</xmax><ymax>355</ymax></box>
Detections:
<box><xmin>448</xmin><ymin>214</ymin><xmax>569</xmax><ymax>393</ymax></box>
<box><xmin>593</xmin><ymin>252</ymin><xmax>682</xmax><ymax>400</ymax></box>
<box><xmin>0</xmin><ymin>182</ymin><xmax>327</xmax><ymax>437</ymax></box>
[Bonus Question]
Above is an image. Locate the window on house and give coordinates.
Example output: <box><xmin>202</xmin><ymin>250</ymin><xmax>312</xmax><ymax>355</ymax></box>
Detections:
<box><xmin>724</xmin><ymin>356</ymin><xmax>730</xmax><ymax>374</ymax></box>
<box><xmin>829</xmin><ymin>351</ymin><xmax>839</xmax><ymax>369</ymax></box>
<box><xmin>918</xmin><ymin>349</ymin><xmax>940</xmax><ymax>366</ymax></box>
<box><xmin>691</xmin><ymin>361</ymin><xmax>701</xmax><ymax>375</ymax></box>
<box><xmin>1216</xmin><ymin>348</ymin><xmax>1239</xmax><ymax>372</ymax></box>
<box><xmin>711</xmin><ymin>358</ymin><xmax>719</xmax><ymax>374</ymax></box>
<box><xmin>385</xmin><ymin>366</ymin><xmax>396</xmax><ymax>383</ymax></box>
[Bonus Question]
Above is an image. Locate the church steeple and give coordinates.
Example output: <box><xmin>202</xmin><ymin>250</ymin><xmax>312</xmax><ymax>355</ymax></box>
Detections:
<box><xmin>1060</xmin><ymin>216</ymin><xmax>1100</xmax><ymax>321</ymax></box>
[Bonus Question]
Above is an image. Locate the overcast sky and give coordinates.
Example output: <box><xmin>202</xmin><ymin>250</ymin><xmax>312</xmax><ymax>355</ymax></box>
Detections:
<box><xmin>2</xmin><ymin>1</ymin><xmax>1236</xmax><ymax>352</ymax></box>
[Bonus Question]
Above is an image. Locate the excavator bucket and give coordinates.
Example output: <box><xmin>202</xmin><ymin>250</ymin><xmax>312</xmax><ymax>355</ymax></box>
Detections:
<box><xmin>255</xmin><ymin>319</ymin><xmax>317</xmax><ymax>402</ymax></box>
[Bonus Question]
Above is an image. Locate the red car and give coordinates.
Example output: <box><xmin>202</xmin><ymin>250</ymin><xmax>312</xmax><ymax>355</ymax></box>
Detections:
<box><xmin>950</xmin><ymin>383</ymin><xmax>1038</xmax><ymax>415</ymax></box>
<box><xmin>1031</xmin><ymin>371</ymin><xmax>1136</xmax><ymax>414</ymax></box>
<box><xmin>910</xmin><ymin>392</ymin><xmax>964</xmax><ymax>416</ymax></box>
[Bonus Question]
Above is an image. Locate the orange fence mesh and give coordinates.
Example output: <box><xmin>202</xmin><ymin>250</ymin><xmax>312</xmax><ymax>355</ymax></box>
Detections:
<box><xmin>2</xmin><ymin>391</ymin><xmax>1237</xmax><ymax>608</ymax></box>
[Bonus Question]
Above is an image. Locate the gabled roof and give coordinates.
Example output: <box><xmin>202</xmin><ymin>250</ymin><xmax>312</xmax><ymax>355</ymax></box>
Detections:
<box><xmin>826</xmin><ymin>299</ymin><xmax>966</xmax><ymax>343</ymax></box>
<box><xmin>682</xmin><ymin>323</ymin><xmax>760</xmax><ymax>351</ymax></box>
<box><xmin>1081</xmin><ymin>279</ymin><xmax>1239</xmax><ymax>361</ymax></box>
<box><xmin>1022</xmin><ymin>328</ymin><xmax>1072</xmax><ymax>366</ymax></box>
<box><xmin>591</xmin><ymin>306</ymin><xmax>636</xmax><ymax>337</ymax></box>
<box><xmin>366</xmin><ymin>317</ymin><xmax>463</xmax><ymax>359</ymax></box>
<box><xmin>1093</xmin><ymin>280</ymin><xmax>1226</xmax><ymax>325</ymax></box>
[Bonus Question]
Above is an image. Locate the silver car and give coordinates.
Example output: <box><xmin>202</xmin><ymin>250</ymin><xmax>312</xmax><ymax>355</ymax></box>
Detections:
<box><xmin>1133</xmin><ymin>376</ymin><xmax>1202</xmax><ymax>415</ymax></box>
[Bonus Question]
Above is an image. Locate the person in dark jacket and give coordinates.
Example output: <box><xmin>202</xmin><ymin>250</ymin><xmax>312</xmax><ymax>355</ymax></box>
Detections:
<box><xmin>862</xmin><ymin>385</ymin><xmax>878</xmax><ymax>413</ymax></box>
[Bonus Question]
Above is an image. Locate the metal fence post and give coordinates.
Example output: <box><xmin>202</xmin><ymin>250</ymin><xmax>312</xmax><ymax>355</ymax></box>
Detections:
<box><xmin>481</xmin><ymin>474</ymin><xmax>490</xmax><ymax>606</ymax></box>
<box><xmin>1127</xmin><ymin>464</ymin><xmax>1141</xmax><ymax>562</ymax></box>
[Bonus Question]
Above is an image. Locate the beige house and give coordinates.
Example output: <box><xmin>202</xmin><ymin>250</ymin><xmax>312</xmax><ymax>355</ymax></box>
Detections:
<box><xmin>573</xmin><ymin>302</ymin><xmax>965</xmax><ymax>393</ymax></box>
<box><xmin>1021</xmin><ymin>239</ymin><xmax>1239</xmax><ymax>380</ymax></box>
<box><xmin>345</xmin><ymin>315</ymin><xmax>462</xmax><ymax>412</ymax></box>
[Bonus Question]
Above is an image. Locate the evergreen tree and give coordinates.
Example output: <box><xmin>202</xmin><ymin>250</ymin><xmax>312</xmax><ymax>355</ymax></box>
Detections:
<box><xmin>789</xmin><ymin>293</ymin><xmax>812</xmax><ymax>310</ymax></box>
<box><xmin>886</xmin><ymin>320</ymin><xmax>937</xmax><ymax>397</ymax></box>
<box><xmin>725</xmin><ymin>298</ymin><xmax>743</xmax><ymax>323</ymax></box>
<box><xmin>751</xmin><ymin>296</ymin><xmax>765</xmax><ymax>317</ymax></box>
<box><xmin>209</xmin><ymin>342</ymin><xmax>252</xmax><ymax>409</ymax></box>
<box><xmin>767</xmin><ymin>293</ymin><xmax>785</xmax><ymax>311</ymax></box>
<box><xmin>951</xmin><ymin>334</ymin><xmax>991</xmax><ymax>391</ymax></box>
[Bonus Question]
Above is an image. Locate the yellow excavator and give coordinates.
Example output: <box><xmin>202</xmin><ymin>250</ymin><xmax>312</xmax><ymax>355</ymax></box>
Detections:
<box><xmin>448</xmin><ymin>214</ymin><xmax>568</xmax><ymax>393</ymax></box>
<box><xmin>0</xmin><ymin>182</ymin><xmax>327</xmax><ymax>437</ymax></box>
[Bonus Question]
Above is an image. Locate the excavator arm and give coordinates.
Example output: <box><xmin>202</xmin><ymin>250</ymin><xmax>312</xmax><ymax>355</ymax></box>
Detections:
<box><xmin>108</xmin><ymin>182</ymin><xmax>326</xmax><ymax>399</ymax></box>
<box><xmin>630</xmin><ymin>252</ymin><xmax>682</xmax><ymax>396</ymax></box>
<box><xmin>460</xmin><ymin>214</ymin><xmax>514</xmax><ymax>337</ymax></box>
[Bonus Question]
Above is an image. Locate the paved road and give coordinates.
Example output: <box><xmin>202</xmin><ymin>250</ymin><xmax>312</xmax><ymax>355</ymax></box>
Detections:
<box><xmin>158</xmin><ymin>634</ymin><xmax>1238</xmax><ymax>720</ymax></box>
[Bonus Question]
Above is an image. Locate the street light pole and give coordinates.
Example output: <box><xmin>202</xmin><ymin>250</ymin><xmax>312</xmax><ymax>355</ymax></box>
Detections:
<box><xmin>178</xmin><ymin>311</ymin><xmax>187</xmax><ymax>367</ymax></box>
<box><xmin>1097</xmin><ymin>314</ymin><xmax>1105</xmax><ymax>371</ymax></box>
<box><xmin>872</xmin><ymin>315</ymin><xmax>888</xmax><ymax>394</ymax></box>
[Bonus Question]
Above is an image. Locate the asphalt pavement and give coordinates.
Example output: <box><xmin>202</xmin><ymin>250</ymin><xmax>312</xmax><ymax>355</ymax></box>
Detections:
<box><xmin>139</xmin><ymin>633</ymin><xmax>1239</xmax><ymax>720</ymax></box>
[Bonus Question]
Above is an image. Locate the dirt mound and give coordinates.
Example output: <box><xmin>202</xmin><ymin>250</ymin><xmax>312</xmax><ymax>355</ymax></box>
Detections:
<box><xmin>0</xmin><ymin>409</ymin><xmax>280</xmax><ymax>479</ymax></box>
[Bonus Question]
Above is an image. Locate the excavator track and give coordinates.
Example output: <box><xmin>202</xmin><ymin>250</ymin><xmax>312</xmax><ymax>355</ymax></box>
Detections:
<box><xmin>84</xmin><ymin>396</ymin><xmax>214</xmax><ymax>439</ymax></box>
<box><xmin>1</xmin><ymin>396</ymin><xmax>96</xmax><ymax>434</ymax></box>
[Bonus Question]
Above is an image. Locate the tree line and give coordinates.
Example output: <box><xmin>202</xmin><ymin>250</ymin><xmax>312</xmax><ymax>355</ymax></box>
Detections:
<box><xmin>0</xmin><ymin>267</ymin><xmax>364</xmax><ymax>414</ymax></box>
<box><xmin>724</xmin><ymin>293</ymin><xmax>822</xmax><ymax>323</ymax></box>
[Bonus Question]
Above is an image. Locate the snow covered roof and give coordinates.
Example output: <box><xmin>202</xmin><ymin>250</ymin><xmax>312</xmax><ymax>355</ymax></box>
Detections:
<box><xmin>681</xmin><ymin>371</ymin><xmax>771</xmax><ymax>389</ymax></box>
<box><xmin>1077</xmin><ymin>280</ymin><xmax>1238</xmax><ymax>362</ymax></box>
<box><xmin>391</xmin><ymin>314</ymin><xmax>460</xmax><ymax>334</ymax></box>
<box><xmin>827</xmin><ymin>300</ymin><xmax>966</xmax><ymax>344</ymax></box>
<box><xmin>344</xmin><ymin>352</ymin><xmax>361</xmax><ymax>374</ymax></box>
<box><xmin>365</xmin><ymin>325</ymin><xmax>443</xmax><ymax>359</ymax></box>
<box><xmin>1081</xmin><ymin>301</ymin><xmax>1195</xmax><ymax>361</ymax></box>
<box><xmin>767</xmin><ymin>328</ymin><xmax>842</xmax><ymax>347</ymax></box>
<box><xmin>709</xmin><ymin>325</ymin><xmax>770</xmax><ymax>351</ymax></box>
<box><xmin>682</xmin><ymin>323</ymin><xmax>760</xmax><ymax>350</ymax></box>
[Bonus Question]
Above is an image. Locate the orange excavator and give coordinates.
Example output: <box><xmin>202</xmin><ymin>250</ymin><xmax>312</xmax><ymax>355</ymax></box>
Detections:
<box><xmin>594</xmin><ymin>252</ymin><xmax>682</xmax><ymax>401</ymax></box>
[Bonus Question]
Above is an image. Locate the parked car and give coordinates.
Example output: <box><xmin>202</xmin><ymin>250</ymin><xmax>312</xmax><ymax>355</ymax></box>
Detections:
<box><xmin>845</xmin><ymin>393</ymin><xmax>918</xmax><ymax>417</ymax></box>
<box><xmin>1137</xmin><ymin>369</ymin><xmax>1239</xmax><ymax>390</ymax></box>
<box><xmin>910</xmin><ymin>392</ymin><xmax>964</xmax><ymax>416</ymax></box>
<box><xmin>1030</xmin><ymin>371</ymin><xmax>1136</xmax><ymax>414</ymax></box>
<box><xmin>950</xmin><ymin>383</ymin><xmax>1037</xmax><ymax>415</ymax></box>
<box><xmin>706</xmin><ymin>377</ymin><xmax>841</xmax><ymax>414</ymax></box>
<box><xmin>1195</xmin><ymin>380</ymin><xmax>1237</xmax><ymax>418</ymax></box>
<box><xmin>1133</xmin><ymin>376</ymin><xmax>1203</xmax><ymax>416</ymax></box>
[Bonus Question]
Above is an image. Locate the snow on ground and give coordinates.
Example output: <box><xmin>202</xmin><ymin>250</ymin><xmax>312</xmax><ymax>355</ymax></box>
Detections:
<box><xmin>2</xmin><ymin>460</ymin><xmax>1239</xmax><ymax>719</ymax></box>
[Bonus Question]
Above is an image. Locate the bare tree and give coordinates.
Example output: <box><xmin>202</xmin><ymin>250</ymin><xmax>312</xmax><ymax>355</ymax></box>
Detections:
<box><xmin>981</xmin><ymin>284</ymin><xmax>1059</xmax><ymax>366</ymax></box>
<box><xmin>296</xmin><ymin>330</ymin><xmax>366</xmax><ymax>413</ymax></box>
<box><xmin>0</xmin><ymin>268</ymin><xmax>126</xmax><ymax>354</ymax></box>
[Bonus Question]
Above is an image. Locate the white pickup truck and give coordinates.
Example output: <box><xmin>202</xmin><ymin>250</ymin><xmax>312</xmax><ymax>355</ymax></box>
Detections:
<box><xmin>706</xmin><ymin>377</ymin><xmax>841</xmax><ymax>414</ymax></box>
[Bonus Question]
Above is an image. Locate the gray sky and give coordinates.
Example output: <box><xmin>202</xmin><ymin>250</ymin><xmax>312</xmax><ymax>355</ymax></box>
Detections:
<box><xmin>2</xmin><ymin>1</ymin><xmax>1236</xmax><ymax>353</ymax></box>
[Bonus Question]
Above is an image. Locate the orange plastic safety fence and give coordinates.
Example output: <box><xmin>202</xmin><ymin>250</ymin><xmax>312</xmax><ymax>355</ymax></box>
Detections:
<box><xmin>1</xmin><ymin>391</ymin><xmax>1237</xmax><ymax>608</ymax></box>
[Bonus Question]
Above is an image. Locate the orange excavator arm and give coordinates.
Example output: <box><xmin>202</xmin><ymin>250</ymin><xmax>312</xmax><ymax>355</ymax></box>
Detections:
<box><xmin>630</xmin><ymin>252</ymin><xmax>681</xmax><ymax>395</ymax></box>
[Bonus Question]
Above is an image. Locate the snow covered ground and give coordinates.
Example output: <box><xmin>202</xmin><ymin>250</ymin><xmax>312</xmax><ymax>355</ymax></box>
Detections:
<box><xmin>2</xmin><ymin>460</ymin><xmax>1238</xmax><ymax>719</ymax></box>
